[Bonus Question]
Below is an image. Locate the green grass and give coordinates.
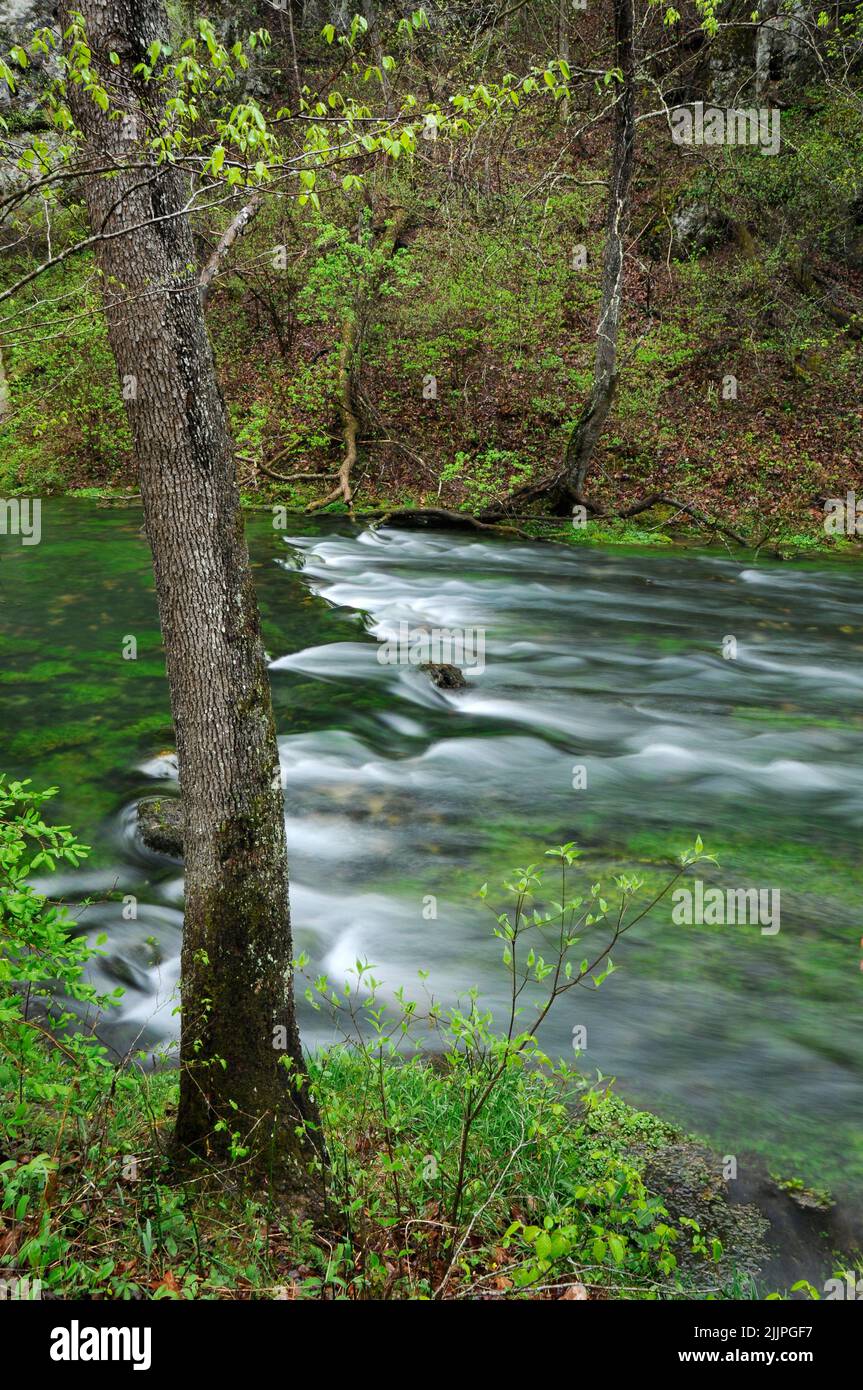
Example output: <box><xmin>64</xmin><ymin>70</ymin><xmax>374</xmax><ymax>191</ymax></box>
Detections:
<box><xmin>1</xmin><ymin>1045</ymin><xmax>741</xmax><ymax>1301</ymax></box>
<box><xmin>1</xmin><ymin>785</ymin><xmax>742</xmax><ymax>1302</ymax></box>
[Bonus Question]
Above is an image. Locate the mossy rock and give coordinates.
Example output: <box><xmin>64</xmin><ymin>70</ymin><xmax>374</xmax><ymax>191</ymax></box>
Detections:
<box><xmin>137</xmin><ymin>797</ymin><xmax>184</xmax><ymax>858</ymax></box>
<box><xmin>639</xmin><ymin>1140</ymin><xmax>770</xmax><ymax>1284</ymax></box>
<box><xmin>421</xmin><ymin>662</ymin><xmax>469</xmax><ymax>690</ymax></box>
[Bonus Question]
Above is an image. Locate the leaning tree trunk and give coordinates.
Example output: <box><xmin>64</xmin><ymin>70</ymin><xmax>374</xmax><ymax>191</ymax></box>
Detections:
<box><xmin>60</xmin><ymin>0</ymin><xmax>323</xmax><ymax>1200</ymax></box>
<box><xmin>563</xmin><ymin>0</ymin><xmax>635</xmax><ymax>503</ymax></box>
<box><xmin>307</xmin><ymin>204</ymin><xmax>408</xmax><ymax>513</ymax></box>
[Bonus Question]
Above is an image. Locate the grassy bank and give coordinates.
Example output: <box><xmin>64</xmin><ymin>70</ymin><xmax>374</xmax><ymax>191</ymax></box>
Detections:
<box><xmin>0</xmin><ymin>1048</ymin><xmax>735</xmax><ymax>1301</ymax></box>
<box><xmin>4</xmin><ymin>1031</ymin><xmax>763</xmax><ymax>1301</ymax></box>
<box><xmin>1</xmin><ymin>780</ymin><xmax>767</xmax><ymax>1301</ymax></box>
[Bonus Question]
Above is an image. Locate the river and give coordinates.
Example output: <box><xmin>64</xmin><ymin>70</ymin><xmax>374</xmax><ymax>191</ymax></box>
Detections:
<box><xmin>2</xmin><ymin>500</ymin><xmax>861</xmax><ymax>1222</ymax></box>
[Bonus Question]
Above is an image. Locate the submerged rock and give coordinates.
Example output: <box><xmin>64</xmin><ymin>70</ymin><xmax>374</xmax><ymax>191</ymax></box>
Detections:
<box><xmin>137</xmin><ymin>797</ymin><xmax>184</xmax><ymax>858</ymax></box>
<box><xmin>421</xmin><ymin>662</ymin><xmax>468</xmax><ymax>690</ymax></box>
<box><xmin>640</xmin><ymin>1140</ymin><xmax>770</xmax><ymax>1284</ymax></box>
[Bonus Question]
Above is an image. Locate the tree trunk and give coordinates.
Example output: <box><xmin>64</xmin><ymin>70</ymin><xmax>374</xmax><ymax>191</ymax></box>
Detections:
<box><xmin>199</xmin><ymin>192</ymin><xmax>263</xmax><ymax>308</ymax></box>
<box><xmin>558</xmin><ymin>0</ymin><xmax>571</xmax><ymax>123</ymax></box>
<box><xmin>563</xmin><ymin>0</ymin><xmax>635</xmax><ymax>502</ymax></box>
<box><xmin>307</xmin><ymin>205</ymin><xmax>408</xmax><ymax>512</ymax></box>
<box><xmin>60</xmin><ymin>0</ymin><xmax>323</xmax><ymax>1201</ymax></box>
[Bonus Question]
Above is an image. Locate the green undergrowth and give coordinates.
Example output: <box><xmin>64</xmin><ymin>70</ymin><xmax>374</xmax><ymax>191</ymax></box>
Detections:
<box><xmin>1</xmin><ymin>780</ymin><xmax>749</xmax><ymax>1301</ymax></box>
<box><xmin>0</xmin><ymin>1047</ymin><xmax>741</xmax><ymax>1301</ymax></box>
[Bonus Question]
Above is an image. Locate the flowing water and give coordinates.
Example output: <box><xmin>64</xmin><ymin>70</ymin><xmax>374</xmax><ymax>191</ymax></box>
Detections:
<box><xmin>2</xmin><ymin>500</ymin><xmax>862</xmax><ymax>1222</ymax></box>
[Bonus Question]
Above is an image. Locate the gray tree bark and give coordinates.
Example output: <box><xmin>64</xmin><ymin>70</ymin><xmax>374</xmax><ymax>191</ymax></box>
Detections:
<box><xmin>563</xmin><ymin>0</ymin><xmax>635</xmax><ymax>503</ymax></box>
<box><xmin>60</xmin><ymin>0</ymin><xmax>323</xmax><ymax>1200</ymax></box>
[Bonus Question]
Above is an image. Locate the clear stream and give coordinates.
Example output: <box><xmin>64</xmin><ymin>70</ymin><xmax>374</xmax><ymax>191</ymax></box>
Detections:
<box><xmin>2</xmin><ymin>501</ymin><xmax>862</xmax><ymax>1215</ymax></box>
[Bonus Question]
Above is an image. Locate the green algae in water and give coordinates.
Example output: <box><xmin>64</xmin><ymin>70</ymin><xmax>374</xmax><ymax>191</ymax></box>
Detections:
<box><xmin>3</xmin><ymin>500</ymin><xmax>863</xmax><ymax>1218</ymax></box>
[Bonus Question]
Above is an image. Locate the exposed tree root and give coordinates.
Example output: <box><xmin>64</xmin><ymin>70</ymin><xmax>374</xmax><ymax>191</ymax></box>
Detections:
<box><xmin>304</xmin><ymin>207</ymin><xmax>411</xmax><ymax>516</ymax></box>
<box><xmin>605</xmin><ymin>492</ymin><xmax>750</xmax><ymax>546</ymax></box>
<box><xmin>482</xmin><ymin>476</ymin><xmax>753</xmax><ymax>547</ymax></box>
<box><xmin>307</xmin><ymin>313</ymin><xmax>359</xmax><ymax>513</ymax></box>
<box><xmin>370</xmin><ymin>506</ymin><xmax>533</xmax><ymax>539</ymax></box>
<box><xmin>488</xmin><ymin>469</ymin><xmax>574</xmax><ymax>516</ymax></box>
<box><xmin>236</xmin><ymin>434</ymin><xmax>343</xmax><ymax>484</ymax></box>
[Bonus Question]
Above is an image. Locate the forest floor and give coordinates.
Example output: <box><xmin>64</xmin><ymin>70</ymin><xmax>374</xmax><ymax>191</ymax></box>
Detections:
<box><xmin>3</xmin><ymin>96</ymin><xmax>862</xmax><ymax>558</ymax></box>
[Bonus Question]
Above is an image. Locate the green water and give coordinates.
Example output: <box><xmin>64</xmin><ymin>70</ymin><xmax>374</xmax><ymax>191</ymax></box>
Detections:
<box><xmin>2</xmin><ymin>500</ymin><xmax>862</xmax><ymax>1218</ymax></box>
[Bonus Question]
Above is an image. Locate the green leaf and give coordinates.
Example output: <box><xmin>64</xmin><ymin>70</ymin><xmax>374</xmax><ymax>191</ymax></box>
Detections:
<box><xmin>608</xmin><ymin>1233</ymin><xmax>625</xmax><ymax>1264</ymax></box>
